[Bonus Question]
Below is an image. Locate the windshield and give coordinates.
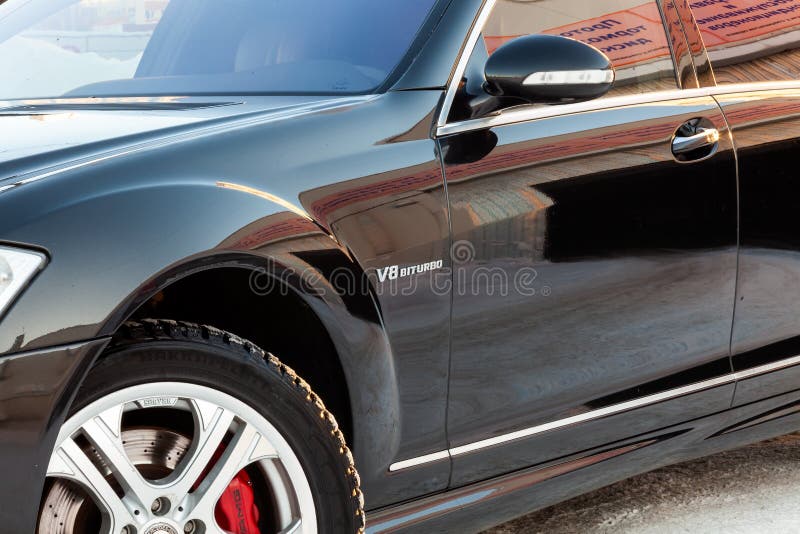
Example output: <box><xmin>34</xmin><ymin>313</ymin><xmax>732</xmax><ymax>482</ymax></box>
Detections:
<box><xmin>0</xmin><ymin>0</ymin><xmax>438</xmax><ymax>100</ymax></box>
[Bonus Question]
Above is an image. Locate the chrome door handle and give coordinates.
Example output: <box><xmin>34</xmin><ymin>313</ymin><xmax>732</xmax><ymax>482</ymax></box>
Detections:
<box><xmin>672</xmin><ymin>127</ymin><xmax>720</xmax><ymax>155</ymax></box>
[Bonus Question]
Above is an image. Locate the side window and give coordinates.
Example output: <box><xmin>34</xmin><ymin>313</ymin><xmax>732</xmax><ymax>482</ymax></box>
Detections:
<box><xmin>689</xmin><ymin>0</ymin><xmax>800</xmax><ymax>84</ymax></box>
<box><xmin>482</xmin><ymin>0</ymin><xmax>679</xmax><ymax>98</ymax></box>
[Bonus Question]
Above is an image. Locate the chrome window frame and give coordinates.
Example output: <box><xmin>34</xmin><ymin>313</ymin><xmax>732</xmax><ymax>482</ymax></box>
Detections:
<box><xmin>435</xmin><ymin>0</ymin><xmax>497</xmax><ymax>131</ymax></box>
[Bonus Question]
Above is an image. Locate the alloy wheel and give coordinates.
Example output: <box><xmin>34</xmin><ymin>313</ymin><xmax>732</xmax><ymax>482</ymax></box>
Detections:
<box><xmin>41</xmin><ymin>382</ymin><xmax>317</xmax><ymax>534</ymax></box>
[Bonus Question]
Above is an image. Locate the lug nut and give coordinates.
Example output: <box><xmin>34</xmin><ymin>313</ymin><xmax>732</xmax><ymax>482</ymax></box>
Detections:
<box><xmin>151</xmin><ymin>496</ymin><xmax>171</xmax><ymax>516</ymax></box>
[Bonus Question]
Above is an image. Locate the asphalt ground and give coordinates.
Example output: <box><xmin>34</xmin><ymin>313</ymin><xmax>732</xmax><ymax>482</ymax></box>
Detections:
<box><xmin>485</xmin><ymin>433</ymin><xmax>800</xmax><ymax>533</ymax></box>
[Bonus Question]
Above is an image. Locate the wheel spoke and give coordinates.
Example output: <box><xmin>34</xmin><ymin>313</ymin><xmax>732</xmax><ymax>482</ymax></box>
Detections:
<box><xmin>278</xmin><ymin>518</ymin><xmax>303</xmax><ymax>534</ymax></box>
<box><xmin>161</xmin><ymin>400</ymin><xmax>236</xmax><ymax>497</ymax></box>
<box><xmin>48</xmin><ymin>437</ymin><xmax>141</xmax><ymax>532</ymax></box>
<box><xmin>80</xmin><ymin>409</ymin><xmax>155</xmax><ymax>509</ymax></box>
<box><xmin>179</xmin><ymin>421</ymin><xmax>277</xmax><ymax>522</ymax></box>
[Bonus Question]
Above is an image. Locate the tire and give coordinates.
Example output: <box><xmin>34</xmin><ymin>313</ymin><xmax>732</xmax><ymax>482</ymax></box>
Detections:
<box><xmin>40</xmin><ymin>319</ymin><xmax>365</xmax><ymax>534</ymax></box>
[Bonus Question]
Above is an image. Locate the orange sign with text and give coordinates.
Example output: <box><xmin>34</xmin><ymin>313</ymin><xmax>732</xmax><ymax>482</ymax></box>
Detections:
<box><xmin>485</xmin><ymin>3</ymin><xmax>671</xmax><ymax>67</ymax></box>
<box><xmin>486</xmin><ymin>0</ymin><xmax>800</xmax><ymax>69</ymax></box>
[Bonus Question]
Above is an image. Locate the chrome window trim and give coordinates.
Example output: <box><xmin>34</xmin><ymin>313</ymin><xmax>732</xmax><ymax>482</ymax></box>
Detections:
<box><xmin>436</xmin><ymin>0</ymin><xmax>497</xmax><ymax>130</ymax></box>
<box><xmin>436</xmin><ymin>80</ymin><xmax>800</xmax><ymax>137</ymax></box>
<box><xmin>389</xmin><ymin>351</ymin><xmax>800</xmax><ymax>471</ymax></box>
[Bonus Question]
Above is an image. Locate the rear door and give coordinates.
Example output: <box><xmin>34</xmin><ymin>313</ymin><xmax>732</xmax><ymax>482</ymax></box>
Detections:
<box><xmin>441</xmin><ymin>0</ymin><xmax>739</xmax><ymax>486</ymax></box>
<box><xmin>683</xmin><ymin>1</ymin><xmax>800</xmax><ymax>406</ymax></box>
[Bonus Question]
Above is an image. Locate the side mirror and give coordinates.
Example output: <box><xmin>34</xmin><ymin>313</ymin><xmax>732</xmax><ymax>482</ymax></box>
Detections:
<box><xmin>484</xmin><ymin>35</ymin><xmax>615</xmax><ymax>105</ymax></box>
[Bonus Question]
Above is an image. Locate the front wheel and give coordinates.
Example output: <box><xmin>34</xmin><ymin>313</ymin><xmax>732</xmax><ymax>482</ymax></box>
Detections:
<box><xmin>39</xmin><ymin>320</ymin><xmax>364</xmax><ymax>534</ymax></box>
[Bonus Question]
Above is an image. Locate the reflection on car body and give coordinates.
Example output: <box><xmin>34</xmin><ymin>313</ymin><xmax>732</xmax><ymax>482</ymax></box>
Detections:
<box><xmin>4</xmin><ymin>0</ymin><xmax>800</xmax><ymax>533</ymax></box>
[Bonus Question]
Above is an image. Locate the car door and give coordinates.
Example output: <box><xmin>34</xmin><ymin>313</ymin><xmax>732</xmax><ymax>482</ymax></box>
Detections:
<box><xmin>440</xmin><ymin>0</ymin><xmax>739</xmax><ymax>486</ymax></box>
<box><xmin>681</xmin><ymin>1</ymin><xmax>800</xmax><ymax>408</ymax></box>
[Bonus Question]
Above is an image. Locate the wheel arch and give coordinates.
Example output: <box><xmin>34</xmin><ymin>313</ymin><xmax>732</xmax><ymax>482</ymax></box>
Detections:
<box><xmin>90</xmin><ymin>249</ymin><xmax>401</xmax><ymax>482</ymax></box>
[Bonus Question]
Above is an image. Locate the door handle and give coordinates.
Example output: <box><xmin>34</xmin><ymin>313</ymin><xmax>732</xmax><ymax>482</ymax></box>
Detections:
<box><xmin>672</xmin><ymin>127</ymin><xmax>720</xmax><ymax>155</ymax></box>
<box><xmin>671</xmin><ymin>118</ymin><xmax>721</xmax><ymax>162</ymax></box>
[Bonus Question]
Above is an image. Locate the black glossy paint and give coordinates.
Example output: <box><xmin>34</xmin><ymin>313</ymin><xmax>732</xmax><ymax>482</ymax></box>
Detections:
<box><xmin>5</xmin><ymin>0</ymin><xmax>800</xmax><ymax>532</ymax></box>
<box><xmin>392</xmin><ymin>0</ymin><xmax>478</xmax><ymax>91</ymax></box>
<box><xmin>0</xmin><ymin>90</ymin><xmax>453</xmax><ymax>511</ymax></box>
<box><xmin>721</xmin><ymin>90</ymin><xmax>800</xmax><ymax>355</ymax></box>
<box><xmin>443</xmin><ymin>96</ymin><xmax>738</xmax><ymax>484</ymax></box>
<box><xmin>714</xmin><ymin>89</ymin><xmax>800</xmax><ymax>409</ymax></box>
<box><xmin>0</xmin><ymin>339</ymin><xmax>108</xmax><ymax>532</ymax></box>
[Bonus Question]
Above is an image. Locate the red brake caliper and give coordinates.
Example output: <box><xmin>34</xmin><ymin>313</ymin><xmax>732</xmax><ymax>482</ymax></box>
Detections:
<box><xmin>192</xmin><ymin>444</ymin><xmax>262</xmax><ymax>534</ymax></box>
<box><xmin>214</xmin><ymin>469</ymin><xmax>262</xmax><ymax>534</ymax></box>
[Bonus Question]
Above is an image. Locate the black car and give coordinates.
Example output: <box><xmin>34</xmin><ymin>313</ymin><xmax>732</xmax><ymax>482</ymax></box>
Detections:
<box><xmin>2</xmin><ymin>0</ymin><xmax>800</xmax><ymax>532</ymax></box>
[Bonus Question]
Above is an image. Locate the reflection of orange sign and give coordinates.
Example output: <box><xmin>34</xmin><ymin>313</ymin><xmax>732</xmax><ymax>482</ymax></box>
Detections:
<box><xmin>689</xmin><ymin>0</ymin><xmax>800</xmax><ymax>47</ymax></box>
<box><xmin>446</xmin><ymin>116</ymin><xmax>675</xmax><ymax>184</ymax></box>
<box><xmin>485</xmin><ymin>3</ymin><xmax>671</xmax><ymax>67</ymax></box>
<box><xmin>304</xmin><ymin>166</ymin><xmax>442</xmax><ymax>226</ymax></box>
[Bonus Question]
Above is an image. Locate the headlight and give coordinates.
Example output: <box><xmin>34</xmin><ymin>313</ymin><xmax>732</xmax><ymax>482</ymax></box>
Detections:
<box><xmin>0</xmin><ymin>245</ymin><xmax>46</xmax><ymax>318</ymax></box>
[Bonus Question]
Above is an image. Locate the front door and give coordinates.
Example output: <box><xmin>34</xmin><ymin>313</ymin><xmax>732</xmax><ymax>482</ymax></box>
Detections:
<box><xmin>442</xmin><ymin>0</ymin><xmax>739</xmax><ymax>486</ymax></box>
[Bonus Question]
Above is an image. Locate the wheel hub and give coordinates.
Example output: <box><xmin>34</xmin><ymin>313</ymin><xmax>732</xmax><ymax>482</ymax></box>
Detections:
<box><xmin>144</xmin><ymin>522</ymin><xmax>179</xmax><ymax>534</ymax></box>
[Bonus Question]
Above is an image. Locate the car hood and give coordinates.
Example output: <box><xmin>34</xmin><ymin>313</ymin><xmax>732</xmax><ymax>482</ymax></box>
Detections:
<box><xmin>0</xmin><ymin>95</ymin><xmax>370</xmax><ymax>188</ymax></box>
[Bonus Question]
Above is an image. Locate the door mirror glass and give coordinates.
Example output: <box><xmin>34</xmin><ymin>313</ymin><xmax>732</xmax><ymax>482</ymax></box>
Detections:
<box><xmin>484</xmin><ymin>35</ymin><xmax>615</xmax><ymax>105</ymax></box>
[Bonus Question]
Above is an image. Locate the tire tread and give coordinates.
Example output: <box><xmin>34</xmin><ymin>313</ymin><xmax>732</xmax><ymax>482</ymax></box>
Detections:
<box><xmin>111</xmin><ymin>319</ymin><xmax>365</xmax><ymax>533</ymax></box>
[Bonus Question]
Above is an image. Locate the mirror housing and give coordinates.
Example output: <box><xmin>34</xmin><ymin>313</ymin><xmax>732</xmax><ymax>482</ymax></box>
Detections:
<box><xmin>484</xmin><ymin>35</ymin><xmax>615</xmax><ymax>105</ymax></box>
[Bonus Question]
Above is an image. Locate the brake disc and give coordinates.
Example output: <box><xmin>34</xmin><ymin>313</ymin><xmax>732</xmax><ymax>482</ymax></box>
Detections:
<box><xmin>38</xmin><ymin>428</ymin><xmax>190</xmax><ymax>534</ymax></box>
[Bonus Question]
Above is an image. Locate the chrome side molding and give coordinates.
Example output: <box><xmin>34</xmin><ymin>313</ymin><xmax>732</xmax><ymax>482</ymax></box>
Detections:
<box><xmin>389</xmin><ymin>352</ymin><xmax>800</xmax><ymax>472</ymax></box>
<box><xmin>376</xmin><ymin>436</ymin><xmax>665</xmax><ymax>533</ymax></box>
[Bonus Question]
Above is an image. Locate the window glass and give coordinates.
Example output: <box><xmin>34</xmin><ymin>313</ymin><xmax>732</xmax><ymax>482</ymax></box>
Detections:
<box><xmin>483</xmin><ymin>0</ymin><xmax>679</xmax><ymax>98</ymax></box>
<box><xmin>689</xmin><ymin>0</ymin><xmax>800</xmax><ymax>84</ymax></box>
<box><xmin>0</xmin><ymin>0</ymin><xmax>438</xmax><ymax>100</ymax></box>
